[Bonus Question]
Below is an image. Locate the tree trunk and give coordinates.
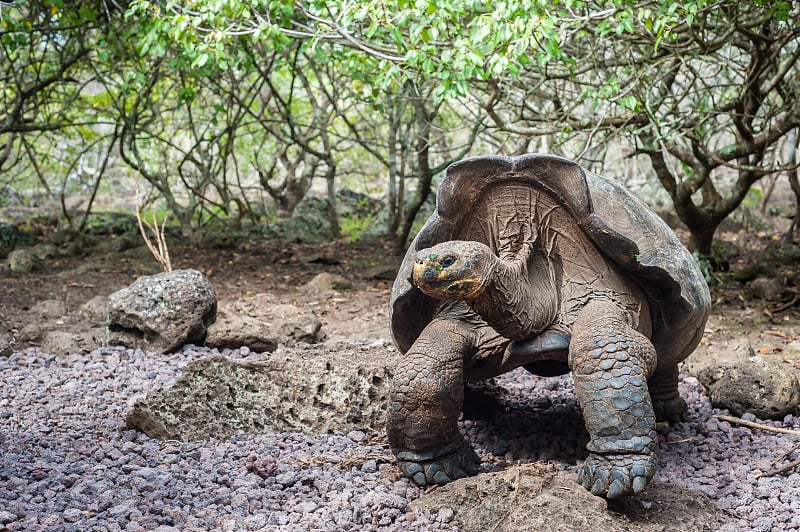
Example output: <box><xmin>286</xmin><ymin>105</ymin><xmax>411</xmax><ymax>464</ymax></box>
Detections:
<box><xmin>325</xmin><ymin>162</ymin><xmax>339</xmax><ymax>237</ymax></box>
<box><xmin>394</xmin><ymin>90</ymin><xmax>433</xmax><ymax>254</ymax></box>
<box><xmin>785</xmin><ymin>128</ymin><xmax>800</xmax><ymax>244</ymax></box>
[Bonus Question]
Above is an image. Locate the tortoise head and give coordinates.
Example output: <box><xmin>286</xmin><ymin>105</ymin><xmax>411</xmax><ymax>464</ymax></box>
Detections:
<box><xmin>412</xmin><ymin>240</ymin><xmax>496</xmax><ymax>300</ymax></box>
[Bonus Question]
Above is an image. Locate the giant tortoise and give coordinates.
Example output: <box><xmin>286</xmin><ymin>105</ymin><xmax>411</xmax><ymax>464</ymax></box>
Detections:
<box><xmin>388</xmin><ymin>154</ymin><xmax>710</xmax><ymax>499</ymax></box>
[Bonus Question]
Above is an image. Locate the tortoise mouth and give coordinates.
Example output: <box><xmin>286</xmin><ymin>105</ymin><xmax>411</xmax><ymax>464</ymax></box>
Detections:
<box><xmin>412</xmin><ymin>256</ymin><xmax>489</xmax><ymax>300</ymax></box>
<box><xmin>414</xmin><ymin>276</ymin><xmax>485</xmax><ymax>300</ymax></box>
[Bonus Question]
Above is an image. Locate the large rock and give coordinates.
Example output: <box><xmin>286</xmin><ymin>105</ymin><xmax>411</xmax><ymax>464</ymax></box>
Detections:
<box><xmin>30</xmin><ymin>299</ymin><xmax>67</xmax><ymax>320</ymax></box>
<box><xmin>412</xmin><ymin>463</ymin><xmax>721</xmax><ymax>531</ymax></box>
<box><xmin>107</xmin><ymin>269</ymin><xmax>217</xmax><ymax>354</ymax></box>
<box><xmin>206</xmin><ymin>295</ymin><xmax>325</xmax><ymax>352</ymax></box>
<box><xmin>301</xmin><ymin>272</ymin><xmax>352</xmax><ymax>295</ymax></box>
<box><xmin>40</xmin><ymin>331</ymin><xmax>83</xmax><ymax>357</ymax></box>
<box><xmin>205</xmin><ymin>314</ymin><xmax>278</xmax><ymax>353</ymax></box>
<box><xmin>695</xmin><ymin>355</ymin><xmax>800</xmax><ymax>419</ymax></box>
<box><xmin>259</xmin><ymin>196</ymin><xmax>333</xmax><ymax>243</ymax></box>
<box><xmin>125</xmin><ymin>340</ymin><xmax>397</xmax><ymax>440</ymax></box>
<box><xmin>747</xmin><ymin>276</ymin><xmax>786</xmax><ymax>301</ymax></box>
<box><xmin>7</xmin><ymin>248</ymin><xmax>40</xmax><ymax>273</ymax></box>
<box><xmin>79</xmin><ymin>295</ymin><xmax>111</xmax><ymax>323</ymax></box>
<box><xmin>0</xmin><ymin>333</ymin><xmax>12</xmax><ymax>357</ymax></box>
<box><xmin>0</xmin><ymin>222</ymin><xmax>27</xmax><ymax>258</ymax></box>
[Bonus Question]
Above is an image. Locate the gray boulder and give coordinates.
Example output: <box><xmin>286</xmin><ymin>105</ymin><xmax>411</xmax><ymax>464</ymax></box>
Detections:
<box><xmin>0</xmin><ymin>333</ymin><xmax>12</xmax><ymax>356</ymax></box>
<box><xmin>747</xmin><ymin>276</ymin><xmax>786</xmax><ymax>301</ymax></box>
<box><xmin>0</xmin><ymin>222</ymin><xmax>27</xmax><ymax>258</ymax></box>
<box><xmin>125</xmin><ymin>340</ymin><xmax>397</xmax><ymax>440</ymax></box>
<box><xmin>107</xmin><ymin>269</ymin><xmax>217</xmax><ymax>354</ymax></box>
<box><xmin>40</xmin><ymin>331</ymin><xmax>83</xmax><ymax>357</ymax></box>
<box><xmin>8</xmin><ymin>248</ymin><xmax>40</xmax><ymax>273</ymax></box>
<box><xmin>301</xmin><ymin>272</ymin><xmax>352</xmax><ymax>295</ymax></box>
<box><xmin>206</xmin><ymin>295</ymin><xmax>325</xmax><ymax>352</ymax></box>
<box><xmin>79</xmin><ymin>296</ymin><xmax>111</xmax><ymax>323</ymax></box>
<box><xmin>30</xmin><ymin>299</ymin><xmax>67</xmax><ymax>320</ymax></box>
<box><xmin>205</xmin><ymin>314</ymin><xmax>277</xmax><ymax>353</ymax></box>
<box><xmin>695</xmin><ymin>355</ymin><xmax>800</xmax><ymax>419</ymax></box>
<box><xmin>412</xmin><ymin>464</ymin><xmax>721</xmax><ymax>531</ymax></box>
<box><xmin>259</xmin><ymin>196</ymin><xmax>332</xmax><ymax>243</ymax></box>
<box><xmin>18</xmin><ymin>322</ymin><xmax>43</xmax><ymax>344</ymax></box>
<box><xmin>273</xmin><ymin>313</ymin><xmax>323</xmax><ymax>344</ymax></box>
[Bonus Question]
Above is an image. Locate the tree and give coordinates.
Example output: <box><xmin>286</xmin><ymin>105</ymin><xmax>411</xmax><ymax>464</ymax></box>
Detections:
<box><xmin>126</xmin><ymin>0</ymin><xmax>800</xmax><ymax>255</ymax></box>
<box><xmin>0</xmin><ymin>1</ymin><xmax>128</xmax><ymax>235</ymax></box>
<box><xmin>5</xmin><ymin>0</ymin><xmax>797</xmax><ymax>254</ymax></box>
<box><xmin>477</xmin><ymin>2</ymin><xmax>800</xmax><ymax>255</ymax></box>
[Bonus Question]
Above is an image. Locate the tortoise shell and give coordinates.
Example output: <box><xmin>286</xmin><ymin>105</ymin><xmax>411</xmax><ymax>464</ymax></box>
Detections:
<box><xmin>390</xmin><ymin>154</ymin><xmax>710</xmax><ymax>362</ymax></box>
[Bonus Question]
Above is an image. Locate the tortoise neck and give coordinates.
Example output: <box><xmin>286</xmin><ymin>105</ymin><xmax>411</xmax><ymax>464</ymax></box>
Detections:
<box><xmin>467</xmin><ymin>252</ymin><xmax>558</xmax><ymax>341</ymax></box>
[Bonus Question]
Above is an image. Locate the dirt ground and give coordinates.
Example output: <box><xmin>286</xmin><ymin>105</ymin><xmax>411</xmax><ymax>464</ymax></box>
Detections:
<box><xmin>0</xmin><ymin>238</ymin><xmax>395</xmax><ymax>347</ymax></box>
<box><xmin>0</xmin><ymin>228</ymin><xmax>799</xmax><ymax>361</ymax></box>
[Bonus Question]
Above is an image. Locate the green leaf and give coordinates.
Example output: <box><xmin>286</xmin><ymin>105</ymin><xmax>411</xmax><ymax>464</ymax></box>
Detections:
<box><xmin>192</xmin><ymin>53</ymin><xmax>210</xmax><ymax>68</ymax></box>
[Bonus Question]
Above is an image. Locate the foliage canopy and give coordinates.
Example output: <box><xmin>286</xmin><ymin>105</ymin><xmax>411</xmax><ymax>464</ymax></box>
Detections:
<box><xmin>1</xmin><ymin>0</ymin><xmax>798</xmax><ymax>253</ymax></box>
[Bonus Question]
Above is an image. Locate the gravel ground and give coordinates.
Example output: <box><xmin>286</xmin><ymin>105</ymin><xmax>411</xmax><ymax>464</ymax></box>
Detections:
<box><xmin>2</xmin><ymin>344</ymin><xmax>800</xmax><ymax>531</ymax></box>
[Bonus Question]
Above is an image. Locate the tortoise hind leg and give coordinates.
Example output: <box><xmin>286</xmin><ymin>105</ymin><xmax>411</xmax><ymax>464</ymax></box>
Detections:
<box><xmin>570</xmin><ymin>300</ymin><xmax>658</xmax><ymax>499</ymax></box>
<box><xmin>649</xmin><ymin>365</ymin><xmax>688</xmax><ymax>423</ymax></box>
<box><xmin>387</xmin><ymin>318</ymin><xmax>481</xmax><ymax>486</ymax></box>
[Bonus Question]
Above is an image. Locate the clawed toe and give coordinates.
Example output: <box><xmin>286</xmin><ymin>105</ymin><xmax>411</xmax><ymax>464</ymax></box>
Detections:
<box><xmin>395</xmin><ymin>440</ymin><xmax>480</xmax><ymax>486</ymax></box>
<box><xmin>579</xmin><ymin>453</ymin><xmax>656</xmax><ymax>499</ymax></box>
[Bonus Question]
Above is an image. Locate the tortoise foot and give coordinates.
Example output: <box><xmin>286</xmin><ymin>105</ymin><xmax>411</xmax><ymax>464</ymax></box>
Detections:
<box><xmin>395</xmin><ymin>439</ymin><xmax>480</xmax><ymax>486</ymax></box>
<box><xmin>653</xmin><ymin>396</ymin><xmax>688</xmax><ymax>424</ymax></box>
<box><xmin>578</xmin><ymin>452</ymin><xmax>656</xmax><ymax>499</ymax></box>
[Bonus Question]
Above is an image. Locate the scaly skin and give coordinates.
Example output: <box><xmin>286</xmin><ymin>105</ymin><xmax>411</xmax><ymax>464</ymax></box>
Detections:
<box><xmin>387</xmin><ymin>312</ymin><xmax>504</xmax><ymax>485</ymax></box>
<box><xmin>569</xmin><ymin>301</ymin><xmax>658</xmax><ymax>499</ymax></box>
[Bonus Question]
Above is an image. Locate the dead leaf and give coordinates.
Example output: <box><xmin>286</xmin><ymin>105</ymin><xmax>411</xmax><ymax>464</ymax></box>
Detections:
<box><xmin>766</xmin><ymin>330</ymin><xmax>790</xmax><ymax>339</ymax></box>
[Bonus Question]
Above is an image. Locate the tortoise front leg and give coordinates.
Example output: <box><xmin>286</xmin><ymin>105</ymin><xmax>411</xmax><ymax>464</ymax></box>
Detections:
<box><xmin>387</xmin><ymin>318</ymin><xmax>480</xmax><ymax>486</ymax></box>
<box><xmin>570</xmin><ymin>301</ymin><xmax>658</xmax><ymax>499</ymax></box>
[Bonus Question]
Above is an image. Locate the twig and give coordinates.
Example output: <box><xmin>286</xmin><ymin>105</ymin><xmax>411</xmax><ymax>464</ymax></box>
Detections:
<box><xmin>770</xmin><ymin>442</ymin><xmax>800</xmax><ymax>466</ymax></box>
<box><xmin>771</xmin><ymin>294</ymin><xmax>800</xmax><ymax>314</ymax></box>
<box><xmin>714</xmin><ymin>415</ymin><xmax>800</xmax><ymax>436</ymax></box>
<box><xmin>665</xmin><ymin>437</ymin><xmax>699</xmax><ymax>444</ymax></box>
<box><xmin>755</xmin><ymin>456</ymin><xmax>800</xmax><ymax>479</ymax></box>
<box><xmin>135</xmin><ymin>194</ymin><xmax>173</xmax><ymax>272</ymax></box>
<box><xmin>716</xmin><ymin>416</ymin><xmax>800</xmax><ymax>479</ymax></box>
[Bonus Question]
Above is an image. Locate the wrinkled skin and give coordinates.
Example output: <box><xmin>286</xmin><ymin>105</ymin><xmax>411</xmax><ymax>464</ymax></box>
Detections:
<box><xmin>387</xmin><ymin>188</ymin><xmax>688</xmax><ymax>499</ymax></box>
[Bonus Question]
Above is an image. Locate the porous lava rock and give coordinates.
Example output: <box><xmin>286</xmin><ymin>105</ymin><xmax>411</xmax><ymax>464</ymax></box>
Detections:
<box><xmin>695</xmin><ymin>355</ymin><xmax>800</xmax><ymax>419</ymax></box>
<box><xmin>301</xmin><ymin>272</ymin><xmax>352</xmax><ymax>295</ymax></box>
<box><xmin>79</xmin><ymin>295</ymin><xmax>111</xmax><ymax>323</ymax></box>
<box><xmin>106</xmin><ymin>269</ymin><xmax>217</xmax><ymax>354</ymax></box>
<box><xmin>7</xmin><ymin>248</ymin><xmax>40</xmax><ymax>273</ymax></box>
<box><xmin>125</xmin><ymin>340</ymin><xmax>397</xmax><ymax>440</ymax></box>
<box><xmin>29</xmin><ymin>299</ymin><xmax>67</xmax><ymax>320</ymax></box>
<box><xmin>205</xmin><ymin>314</ymin><xmax>278</xmax><ymax>353</ymax></box>
<box><xmin>206</xmin><ymin>295</ymin><xmax>325</xmax><ymax>351</ymax></box>
<box><xmin>412</xmin><ymin>463</ymin><xmax>721</xmax><ymax>531</ymax></box>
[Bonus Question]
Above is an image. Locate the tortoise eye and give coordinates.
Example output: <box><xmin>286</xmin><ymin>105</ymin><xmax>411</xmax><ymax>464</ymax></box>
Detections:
<box><xmin>440</xmin><ymin>256</ymin><xmax>455</xmax><ymax>268</ymax></box>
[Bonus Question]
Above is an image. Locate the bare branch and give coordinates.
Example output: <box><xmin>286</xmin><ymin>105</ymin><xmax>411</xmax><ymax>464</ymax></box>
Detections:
<box><xmin>135</xmin><ymin>190</ymin><xmax>173</xmax><ymax>273</ymax></box>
